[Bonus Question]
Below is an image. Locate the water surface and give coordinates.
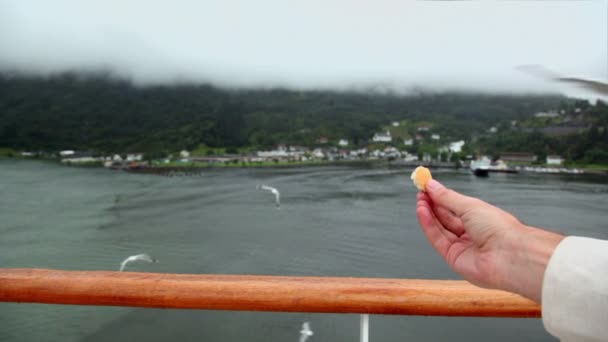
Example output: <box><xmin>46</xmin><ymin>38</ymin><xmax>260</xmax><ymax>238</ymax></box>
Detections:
<box><xmin>1</xmin><ymin>160</ymin><xmax>607</xmax><ymax>341</ymax></box>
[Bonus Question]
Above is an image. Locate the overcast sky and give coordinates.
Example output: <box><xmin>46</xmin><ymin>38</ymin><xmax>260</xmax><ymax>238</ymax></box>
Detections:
<box><xmin>0</xmin><ymin>0</ymin><xmax>606</xmax><ymax>96</ymax></box>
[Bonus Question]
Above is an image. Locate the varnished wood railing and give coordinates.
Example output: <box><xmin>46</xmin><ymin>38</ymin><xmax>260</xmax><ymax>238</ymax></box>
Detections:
<box><xmin>0</xmin><ymin>268</ymin><xmax>540</xmax><ymax>317</ymax></box>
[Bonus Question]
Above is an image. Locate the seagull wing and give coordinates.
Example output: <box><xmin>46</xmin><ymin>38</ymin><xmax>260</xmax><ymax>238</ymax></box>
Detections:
<box><xmin>134</xmin><ymin>253</ymin><xmax>156</xmax><ymax>263</ymax></box>
<box><xmin>555</xmin><ymin>77</ymin><xmax>608</xmax><ymax>96</ymax></box>
<box><xmin>299</xmin><ymin>322</ymin><xmax>313</xmax><ymax>342</ymax></box>
<box><xmin>271</xmin><ymin>189</ymin><xmax>280</xmax><ymax>207</ymax></box>
<box><xmin>119</xmin><ymin>254</ymin><xmax>157</xmax><ymax>272</ymax></box>
<box><xmin>258</xmin><ymin>185</ymin><xmax>281</xmax><ymax>207</ymax></box>
<box><xmin>259</xmin><ymin>185</ymin><xmax>274</xmax><ymax>192</ymax></box>
<box><xmin>517</xmin><ymin>64</ymin><xmax>608</xmax><ymax>96</ymax></box>
<box><xmin>119</xmin><ymin>257</ymin><xmax>131</xmax><ymax>271</ymax></box>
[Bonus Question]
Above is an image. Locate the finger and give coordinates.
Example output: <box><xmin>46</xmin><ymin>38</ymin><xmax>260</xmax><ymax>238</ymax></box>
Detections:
<box><xmin>416</xmin><ymin>200</ymin><xmax>451</xmax><ymax>259</ymax></box>
<box><xmin>417</xmin><ymin>194</ymin><xmax>458</xmax><ymax>241</ymax></box>
<box><xmin>418</xmin><ymin>192</ymin><xmax>461</xmax><ymax>239</ymax></box>
<box><xmin>426</xmin><ymin>180</ymin><xmax>482</xmax><ymax>217</ymax></box>
<box><xmin>417</xmin><ymin>191</ymin><xmax>431</xmax><ymax>203</ymax></box>
<box><xmin>434</xmin><ymin>206</ymin><xmax>466</xmax><ymax>237</ymax></box>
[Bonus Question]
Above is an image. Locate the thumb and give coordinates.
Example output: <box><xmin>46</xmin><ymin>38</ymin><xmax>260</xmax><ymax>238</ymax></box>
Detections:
<box><xmin>426</xmin><ymin>179</ymin><xmax>479</xmax><ymax>216</ymax></box>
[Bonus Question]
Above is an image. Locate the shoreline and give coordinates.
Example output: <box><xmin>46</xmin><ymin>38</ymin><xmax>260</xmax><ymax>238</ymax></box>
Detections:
<box><xmin>2</xmin><ymin>156</ymin><xmax>606</xmax><ymax>176</ymax></box>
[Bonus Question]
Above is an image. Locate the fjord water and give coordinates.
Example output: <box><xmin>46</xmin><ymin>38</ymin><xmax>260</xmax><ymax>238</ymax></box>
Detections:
<box><xmin>1</xmin><ymin>160</ymin><xmax>607</xmax><ymax>342</ymax></box>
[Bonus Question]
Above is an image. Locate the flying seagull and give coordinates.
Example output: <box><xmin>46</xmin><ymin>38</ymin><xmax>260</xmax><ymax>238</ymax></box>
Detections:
<box><xmin>517</xmin><ymin>65</ymin><xmax>608</xmax><ymax>96</ymax></box>
<box><xmin>119</xmin><ymin>253</ymin><xmax>158</xmax><ymax>272</ymax></box>
<box><xmin>256</xmin><ymin>184</ymin><xmax>280</xmax><ymax>208</ymax></box>
<box><xmin>299</xmin><ymin>321</ymin><xmax>314</xmax><ymax>342</ymax></box>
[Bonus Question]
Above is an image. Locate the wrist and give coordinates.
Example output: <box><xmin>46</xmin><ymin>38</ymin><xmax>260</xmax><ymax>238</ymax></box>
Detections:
<box><xmin>500</xmin><ymin>226</ymin><xmax>564</xmax><ymax>303</ymax></box>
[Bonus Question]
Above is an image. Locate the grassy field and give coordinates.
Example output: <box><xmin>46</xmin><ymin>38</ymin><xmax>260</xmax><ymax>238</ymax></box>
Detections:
<box><xmin>565</xmin><ymin>163</ymin><xmax>608</xmax><ymax>173</ymax></box>
<box><xmin>0</xmin><ymin>147</ymin><xmax>18</xmax><ymax>157</ymax></box>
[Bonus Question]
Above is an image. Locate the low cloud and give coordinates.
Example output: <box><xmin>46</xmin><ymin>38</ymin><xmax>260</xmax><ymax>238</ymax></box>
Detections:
<box><xmin>0</xmin><ymin>0</ymin><xmax>606</xmax><ymax>96</ymax></box>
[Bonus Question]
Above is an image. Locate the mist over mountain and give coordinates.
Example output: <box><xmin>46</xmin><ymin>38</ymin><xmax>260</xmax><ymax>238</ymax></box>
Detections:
<box><xmin>0</xmin><ymin>72</ymin><xmax>568</xmax><ymax>154</ymax></box>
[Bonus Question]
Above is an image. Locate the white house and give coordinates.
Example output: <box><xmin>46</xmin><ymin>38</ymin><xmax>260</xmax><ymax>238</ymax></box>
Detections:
<box><xmin>112</xmin><ymin>154</ymin><xmax>123</xmax><ymax>162</ymax></box>
<box><xmin>431</xmin><ymin>134</ymin><xmax>440</xmax><ymax>140</ymax></box>
<box><xmin>126</xmin><ymin>153</ymin><xmax>143</xmax><ymax>162</ymax></box>
<box><xmin>384</xmin><ymin>146</ymin><xmax>400</xmax><ymax>158</ymax></box>
<box><xmin>403</xmin><ymin>138</ymin><xmax>413</xmax><ymax>146</ymax></box>
<box><xmin>546</xmin><ymin>155</ymin><xmax>564</xmax><ymax>165</ymax></box>
<box><xmin>392</xmin><ymin>121</ymin><xmax>400</xmax><ymax>127</ymax></box>
<box><xmin>59</xmin><ymin>150</ymin><xmax>75</xmax><ymax>157</ymax></box>
<box><xmin>312</xmin><ymin>148</ymin><xmax>325</xmax><ymax>159</ymax></box>
<box><xmin>350</xmin><ymin>148</ymin><xmax>367</xmax><ymax>157</ymax></box>
<box><xmin>371</xmin><ymin>149</ymin><xmax>384</xmax><ymax>158</ymax></box>
<box><xmin>449</xmin><ymin>140</ymin><xmax>465</xmax><ymax>153</ymax></box>
<box><xmin>257</xmin><ymin>150</ymin><xmax>288</xmax><ymax>158</ymax></box>
<box><xmin>180</xmin><ymin>150</ymin><xmax>190</xmax><ymax>158</ymax></box>
<box><xmin>534</xmin><ymin>111</ymin><xmax>559</xmax><ymax>118</ymax></box>
<box><xmin>489</xmin><ymin>126</ymin><xmax>498</xmax><ymax>133</ymax></box>
<box><xmin>372</xmin><ymin>131</ymin><xmax>392</xmax><ymax>142</ymax></box>
<box><xmin>404</xmin><ymin>153</ymin><xmax>418</xmax><ymax>162</ymax></box>
<box><xmin>338</xmin><ymin>139</ymin><xmax>349</xmax><ymax>147</ymax></box>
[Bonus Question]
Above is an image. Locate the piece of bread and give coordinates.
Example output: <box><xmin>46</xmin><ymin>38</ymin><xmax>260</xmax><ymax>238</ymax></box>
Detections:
<box><xmin>410</xmin><ymin>166</ymin><xmax>432</xmax><ymax>191</ymax></box>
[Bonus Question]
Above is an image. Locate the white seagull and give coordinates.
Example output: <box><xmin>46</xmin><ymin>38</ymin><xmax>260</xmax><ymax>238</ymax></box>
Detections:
<box><xmin>299</xmin><ymin>321</ymin><xmax>314</xmax><ymax>342</ymax></box>
<box><xmin>119</xmin><ymin>253</ymin><xmax>158</xmax><ymax>272</ymax></box>
<box><xmin>517</xmin><ymin>65</ymin><xmax>608</xmax><ymax>96</ymax></box>
<box><xmin>256</xmin><ymin>184</ymin><xmax>280</xmax><ymax>208</ymax></box>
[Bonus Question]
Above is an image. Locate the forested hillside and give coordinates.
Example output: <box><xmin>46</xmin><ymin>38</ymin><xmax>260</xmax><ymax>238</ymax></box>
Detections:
<box><xmin>0</xmin><ymin>72</ymin><xmax>567</xmax><ymax>155</ymax></box>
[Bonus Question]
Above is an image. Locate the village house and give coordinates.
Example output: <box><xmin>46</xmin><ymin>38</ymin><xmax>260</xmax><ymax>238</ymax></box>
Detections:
<box><xmin>546</xmin><ymin>155</ymin><xmax>564</xmax><ymax>166</ymax></box>
<box><xmin>372</xmin><ymin>131</ymin><xmax>392</xmax><ymax>142</ymax></box>
<box><xmin>449</xmin><ymin>140</ymin><xmax>465</xmax><ymax>153</ymax></box>
<box><xmin>403</xmin><ymin>138</ymin><xmax>413</xmax><ymax>146</ymax></box>
<box><xmin>257</xmin><ymin>149</ymin><xmax>288</xmax><ymax>158</ymax></box>
<box><xmin>403</xmin><ymin>153</ymin><xmax>419</xmax><ymax>162</ymax></box>
<box><xmin>316</xmin><ymin>137</ymin><xmax>329</xmax><ymax>144</ymax></box>
<box><xmin>431</xmin><ymin>134</ymin><xmax>440</xmax><ymax>140</ymax></box>
<box><xmin>338</xmin><ymin>139</ymin><xmax>349</xmax><ymax>147</ymax></box>
<box><xmin>534</xmin><ymin>111</ymin><xmax>559</xmax><ymax>118</ymax></box>
<box><xmin>392</xmin><ymin>121</ymin><xmax>400</xmax><ymax>127</ymax></box>
<box><xmin>371</xmin><ymin>149</ymin><xmax>384</xmax><ymax>158</ymax></box>
<box><xmin>349</xmin><ymin>148</ymin><xmax>367</xmax><ymax>158</ymax></box>
<box><xmin>59</xmin><ymin>150</ymin><xmax>75</xmax><ymax>157</ymax></box>
<box><xmin>312</xmin><ymin>148</ymin><xmax>325</xmax><ymax>159</ymax></box>
<box><xmin>383</xmin><ymin>146</ymin><xmax>400</xmax><ymax>158</ymax></box>
<box><xmin>126</xmin><ymin>153</ymin><xmax>143</xmax><ymax>162</ymax></box>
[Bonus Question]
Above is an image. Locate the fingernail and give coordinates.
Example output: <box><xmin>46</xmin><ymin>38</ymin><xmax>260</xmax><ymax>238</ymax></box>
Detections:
<box><xmin>426</xmin><ymin>179</ymin><xmax>444</xmax><ymax>192</ymax></box>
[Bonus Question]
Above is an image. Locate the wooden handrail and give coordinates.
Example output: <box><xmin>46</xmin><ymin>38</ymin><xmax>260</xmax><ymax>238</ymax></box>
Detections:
<box><xmin>0</xmin><ymin>268</ymin><xmax>540</xmax><ymax>317</ymax></box>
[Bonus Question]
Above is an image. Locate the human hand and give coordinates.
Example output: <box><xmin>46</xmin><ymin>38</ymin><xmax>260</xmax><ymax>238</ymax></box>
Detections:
<box><xmin>416</xmin><ymin>179</ymin><xmax>564</xmax><ymax>303</ymax></box>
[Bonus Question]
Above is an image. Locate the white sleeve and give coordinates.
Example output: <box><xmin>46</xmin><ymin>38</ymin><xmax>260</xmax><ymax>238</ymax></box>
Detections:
<box><xmin>542</xmin><ymin>236</ymin><xmax>608</xmax><ymax>342</ymax></box>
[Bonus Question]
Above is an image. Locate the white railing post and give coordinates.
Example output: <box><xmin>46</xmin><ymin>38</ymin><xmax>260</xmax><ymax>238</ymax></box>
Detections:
<box><xmin>360</xmin><ymin>314</ymin><xmax>369</xmax><ymax>342</ymax></box>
